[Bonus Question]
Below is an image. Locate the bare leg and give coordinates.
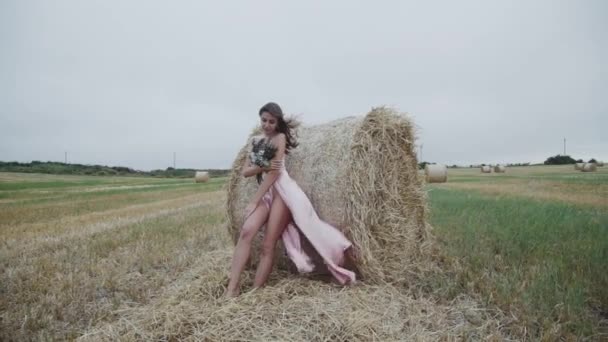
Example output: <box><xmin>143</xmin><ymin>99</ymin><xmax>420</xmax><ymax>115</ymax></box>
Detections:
<box><xmin>253</xmin><ymin>191</ymin><xmax>291</xmax><ymax>288</ymax></box>
<box><xmin>225</xmin><ymin>204</ymin><xmax>269</xmax><ymax>297</ymax></box>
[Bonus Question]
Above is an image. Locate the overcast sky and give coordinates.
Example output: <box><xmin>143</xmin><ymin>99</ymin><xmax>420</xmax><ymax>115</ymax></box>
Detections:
<box><xmin>1</xmin><ymin>0</ymin><xmax>606</xmax><ymax>170</ymax></box>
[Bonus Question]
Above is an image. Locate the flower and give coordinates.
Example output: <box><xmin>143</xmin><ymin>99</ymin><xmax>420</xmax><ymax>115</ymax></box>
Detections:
<box><xmin>250</xmin><ymin>138</ymin><xmax>277</xmax><ymax>168</ymax></box>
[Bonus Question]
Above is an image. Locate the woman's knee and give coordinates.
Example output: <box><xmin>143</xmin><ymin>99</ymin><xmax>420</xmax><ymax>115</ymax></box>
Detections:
<box><xmin>239</xmin><ymin>223</ymin><xmax>258</xmax><ymax>242</ymax></box>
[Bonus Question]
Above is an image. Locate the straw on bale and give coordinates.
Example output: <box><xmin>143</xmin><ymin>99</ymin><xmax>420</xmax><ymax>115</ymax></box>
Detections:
<box><xmin>494</xmin><ymin>165</ymin><xmax>506</xmax><ymax>173</ymax></box>
<box><xmin>425</xmin><ymin>164</ymin><xmax>448</xmax><ymax>183</ymax></box>
<box><xmin>226</xmin><ymin>107</ymin><xmax>431</xmax><ymax>283</ymax></box>
<box><xmin>481</xmin><ymin>165</ymin><xmax>492</xmax><ymax>173</ymax></box>
<box><xmin>582</xmin><ymin>163</ymin><xmax>597</xmax><ymax>172</ymax></box>
<box><xmin>575</xmin><ymin>163</ymin><xmax>585</xmax><ymax>170</ymax></box>
<box><xmin>195</xmin><ymin>171</ymin><xmax>210</xmax><ymax>183</ymax></box>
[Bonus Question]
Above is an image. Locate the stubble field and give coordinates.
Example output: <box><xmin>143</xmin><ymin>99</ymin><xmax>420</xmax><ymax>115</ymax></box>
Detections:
<box><xmin>1</xmin><ymin>165</ymin><xmax>606</xmax><ymax>340</ymax></box>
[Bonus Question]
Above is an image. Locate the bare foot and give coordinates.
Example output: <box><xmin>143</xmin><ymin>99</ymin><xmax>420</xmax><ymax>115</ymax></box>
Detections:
<box><xmin>224</xmin><ymin>287</ymin><xmax>240</xmax><ymax>298</ymax></box>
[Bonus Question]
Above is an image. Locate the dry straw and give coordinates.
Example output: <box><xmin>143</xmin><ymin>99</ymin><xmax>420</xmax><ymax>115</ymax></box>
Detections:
<box><xmin>582</xmin><ymin>163</ymin><xmax>597</xmax><ymax>172</ymax></box>
<box><xmin>574</xmin><ymin>163</ymin><xmax>585</xmax><ymax>170</ymax></box>
<box><xmin>494</xmin><ymin>165</ymin><xmax>506</xmax><ymax>173</ymax></box>
<box><xmin>226</xmin><ymin>107</ymin><xmax>432</xmax><ymax>284</ymax></box>
<box><xmin>195</xmin><ymin>171</ymin><xmax>210</xmax><ymax>183</ymax></box>
<box><xmin>425</xmin><ymin>164</ymin><xmax>448</xmax><ymax>183</ymax></box>
<box><xmin>81</xmin><ymin>252</ymin><xmax>510</xmax><ymax>341</ymax></box>
<box><xmin>481</xmin><ymin>166</ymin><xmax>492</xmax><ymax>173</ymax></box>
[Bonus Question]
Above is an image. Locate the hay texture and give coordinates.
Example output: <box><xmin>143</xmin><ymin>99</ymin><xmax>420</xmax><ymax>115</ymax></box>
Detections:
<box><xmin>425</xmin><ymin>164</ymin><xmax>448</xmax><ymax>183</ymax></box>
<box><xmin>194</xmin><ymin>171</ymin><xmax>210</xmax><ymax>183</ymax></box>
<box><xmin>226</xmin><ymin>107</ymin><xmax>430</xmax><ymax>283</ymax></box>
<box><xmin>582</xmin><ymin>163</ymin><xmax>597</xmax><ymax>172</ymax></box>
<box><xmin>481</xmin><ymin>166</ymin><xmax>492</xmax><ymax>173</ymax></box>
<box><xmin>575</xmin><ymin>163</ymin><xmax>585</xmax><ymax>170</ymax></box>
<box><xmin>494</xmin><ymin>165</ymin><xmax>506</xmax><ymax>173</ymax></box>
<box><xmin>81</xmin><ymin>253</ymin><xmax>511</xmax><ymax>341</ymax></box>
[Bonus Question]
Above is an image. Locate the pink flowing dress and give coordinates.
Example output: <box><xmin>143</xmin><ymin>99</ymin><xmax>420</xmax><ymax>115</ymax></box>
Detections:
<box><xmin>259</xmin><ymin>160</ymin><xmax>356</xmax><ymax>285</ymax></box>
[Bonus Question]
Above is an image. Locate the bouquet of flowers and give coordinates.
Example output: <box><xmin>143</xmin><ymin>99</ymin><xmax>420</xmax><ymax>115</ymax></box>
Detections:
<box><xmin>250</xmin><ymin>138</ymin><xmax>278</xmax><ymax>169</ymax></box>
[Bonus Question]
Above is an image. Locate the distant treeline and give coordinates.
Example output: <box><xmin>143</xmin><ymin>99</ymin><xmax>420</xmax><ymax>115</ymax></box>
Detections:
<box><xmin>417</xmin><ymin>154</ymin><xmax>599</xmax><ymax>169</ymax></box>
<box><xmin>543</xmin><ymin>155</ymin><xmax>597</xmax><ymax>165</ymax></box>
<box><xmin>419</xmin><ymin>162</ymin><xmax>537</xmax><ymax>169</ymax></box>
<box><xmin>0</xmin><ymin>161</ymin><xmax>231</xmax><ymax>178</ymax></box>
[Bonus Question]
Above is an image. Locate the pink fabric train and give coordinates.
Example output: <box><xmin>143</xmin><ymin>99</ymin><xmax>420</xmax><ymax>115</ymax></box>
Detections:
<box><xmin>260</xmin><ymin>160</ymin><xmax>356</xmax><ymax>285</ymax></box>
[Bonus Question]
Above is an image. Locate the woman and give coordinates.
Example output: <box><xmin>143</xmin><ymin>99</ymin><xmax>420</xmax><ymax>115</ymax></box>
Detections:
<box><xmin>225</xmin><ymin>102</ymin><xmax>356</xmax><ymax>297</ymax></box>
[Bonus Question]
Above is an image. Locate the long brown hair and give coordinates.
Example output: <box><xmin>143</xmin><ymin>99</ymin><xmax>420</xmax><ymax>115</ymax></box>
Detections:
<box><xmin>258</xmin><ymin>102</ymin><xmax>299</xmax><ymax>153</ymax></box>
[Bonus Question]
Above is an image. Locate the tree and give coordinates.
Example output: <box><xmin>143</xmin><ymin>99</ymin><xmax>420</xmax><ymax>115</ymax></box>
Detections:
<box><xmin>544</xmin><ymin>154</ymin><xmax>576</xmax><ymax>165</ymax></box>
<box><xmin>418</xmin><ymin>161</ymin><xmax>431</xmax><ymax>170</ymax></box>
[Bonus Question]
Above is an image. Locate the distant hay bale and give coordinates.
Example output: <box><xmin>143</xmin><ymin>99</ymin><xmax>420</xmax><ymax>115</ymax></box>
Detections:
<box><xmin>494</xmin><ymin>165</ymin><xmax>506</xmax><ymax>173</ymax></box>
<box><xmin>596</xmin><ymin>161</ymin><xmax>604</xmax><ymax>167</ymax></box>
<box><xmin>574</xmin><ymin>163</ymin><xmax>585</xmax><ymax>170</ymax></box>
<box><xmin>582</xmin><ymin>163</ymin><xmax>597</xmax><ymax>172</ymax></box>
<box><xmin>424</xmin><ymin>164</ymin><xmax>447</xmax><ymax>183</ymax></box>
<box><xmin>194</xmin><ymin>171</ymin><xmax>210</xmax><ymax>183</ymax></box>
<box><xmin>226</xmin><ymin>107</ymin><xmax>431</xmax><ymax>283</ymax></box>
<box><xmin>481</xmin><ymin>166</ymin><xmax>492</xmax><ymax>173</ymax></box>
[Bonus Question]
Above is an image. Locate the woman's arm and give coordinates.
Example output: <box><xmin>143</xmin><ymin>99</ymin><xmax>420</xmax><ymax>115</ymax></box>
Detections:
<box><xmin>241</xmin><ymin>161</ymin><xmax>263</xmax><ymax>178</ymax></box>
<box><xmin>245</xmin><ymin>134</ymin><xmax>286</xmax><ymax>213</ymax></box>
<box><xmin>241</xmin><ymin>152</ymin><xmax>282</xmax><ymax>178</ymax></box>
<box><xmin>241</xmin><ymin>136</ymin><xmax>265</xmax><ymax>177</ymax></box>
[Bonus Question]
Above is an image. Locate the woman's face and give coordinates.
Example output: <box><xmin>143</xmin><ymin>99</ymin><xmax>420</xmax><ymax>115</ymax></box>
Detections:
<box><xmin>260</xmin><ymin>112</ymin><xmax>278</xmax><ymax>135</ymax></box>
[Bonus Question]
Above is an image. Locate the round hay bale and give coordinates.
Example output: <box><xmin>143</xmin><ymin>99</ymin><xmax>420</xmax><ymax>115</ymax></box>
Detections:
<box><xmin>596</xmin><ymin>161</ymin><xmax>604</xmax><ymax>167</ymax></box>
<box><xmin>494</xmin><ymin>165</ymin><xmax>506</xmax><ymax>173</ymax></box>
<box><xmin>194</xmin><ymin>171</ymin><xmax>210</xmax><ymax>183</ymax></box>
<box><xmin>424</xmin><ymin>164</ymin><xmax>447</xmax><ymax>183</ymax></box>
<box><xmin>481</xmin><ymin>165</ymin><xmax>492</xmax><ymax>173</ymax></box>
<box><xmin>226</xmin><ymin>107</ymin><xmax>430</xmax><ymax>283</ymax></box>
<box><xmin>582</xmin><ymin>163</ymin><xmax>597</xmax><ymax>172</ymax></box>
<box><xmin>574</xmin><ymin>163</ymin><xmax>585</xmax><ymax>170</ymax></box>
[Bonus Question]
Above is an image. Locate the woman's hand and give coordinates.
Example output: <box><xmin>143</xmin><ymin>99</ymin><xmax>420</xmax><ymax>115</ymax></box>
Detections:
<box><xmin>244</xmin><ymin>201</ymin><xmax>258</xmax><ymax>220</ymax></box>
<box><xmin>263</xmin><ymin>160</ymin><xmax>283</xmax><ymax>172</ymax></box>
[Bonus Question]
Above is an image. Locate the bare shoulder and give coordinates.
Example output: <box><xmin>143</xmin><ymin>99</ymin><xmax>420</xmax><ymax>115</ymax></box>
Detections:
<box><xmin>271</xmin><ymin>133</ymin><xmax>286</xmax><ymax>146</ymax></box>
<box><xmin>274</xmin><ymin>133</ymin><xmax>286</xmax><ymax>141</ymax></box>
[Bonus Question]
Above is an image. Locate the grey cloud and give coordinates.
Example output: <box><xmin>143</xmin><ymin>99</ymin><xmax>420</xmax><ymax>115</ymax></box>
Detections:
<box><xmin>1</xmin><ymin>0</ymin><xmax>606</xmax><ymax>170</ymax></box>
